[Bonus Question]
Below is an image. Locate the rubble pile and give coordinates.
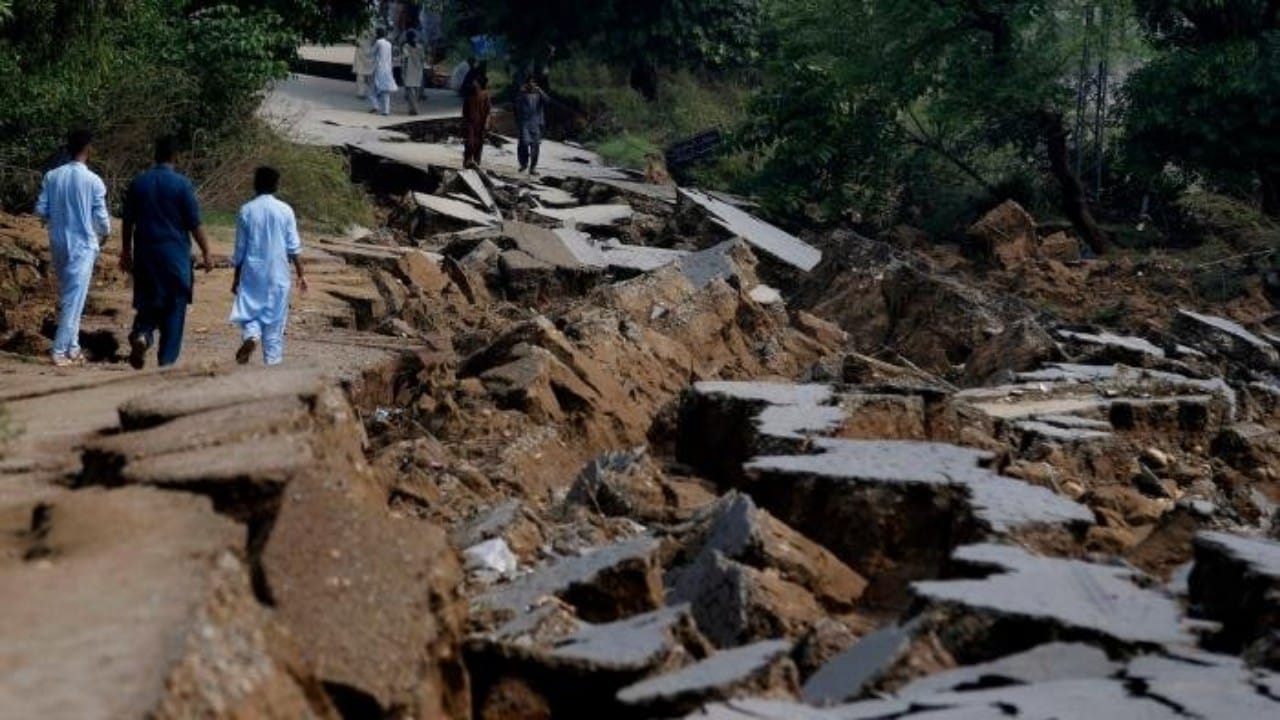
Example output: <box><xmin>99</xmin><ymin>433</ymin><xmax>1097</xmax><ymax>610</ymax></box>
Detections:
<box><xmin>7</xmin><ymin>144</ymin><xmax>1280</xmax><ymax>720</ymax></box>
<box><xmin>363</xmin><ymin>176</ymin><xmax>1280</xmax><ymax>718</ymax></box>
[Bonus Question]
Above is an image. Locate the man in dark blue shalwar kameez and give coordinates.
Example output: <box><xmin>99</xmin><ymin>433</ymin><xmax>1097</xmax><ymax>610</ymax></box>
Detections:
<box><xmin>120</xmin><ymin>137</ymin><xmax>212</xmax><ymax>369</ymax></box>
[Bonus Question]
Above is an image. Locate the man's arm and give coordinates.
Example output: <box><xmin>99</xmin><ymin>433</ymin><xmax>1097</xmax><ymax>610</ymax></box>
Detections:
<box><xmin>230</xmin><ymin>209</ymin><xmax>247</xmax><ymax>295</ymax></box>
<box><xmin>121</xmin><ymin>219</ymin><xmax>134</xmax><ymax>272</ymax></box>
<box><xmin>184</xmin><ymin>181</ymin><xmax>212</xmax><ymax>271</ymax></box>
<box><xmin>120</xmin><ymin>180</ymin><xmax>135</xmax><ymax>272</ymax></box>
<box><xmin>92</xmin><ymin>176</ymin><xmax>110</xmax><ymax>241</ymax></box>
<box><xmin>290</xmin><ymin>254</ymin><xmax>307</xmax><ymax>293</ymax></box>
<box><xmin>34</xmin><ymin>175</ymin><xmax>50</xmax><ymax>221</ymax></box>
<box><xmin>285</xmin><ymin>209</ymin><xmax>306</xmax><ymax>292</ymax></box>
<box><xmin>193</xmin><ymin>227</ymin><xmax>212</xmax><ymax>272</ymax></box>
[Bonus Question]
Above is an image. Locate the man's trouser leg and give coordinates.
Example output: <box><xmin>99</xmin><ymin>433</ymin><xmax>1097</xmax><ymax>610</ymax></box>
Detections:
<box><xmin>53</xmin><ymin>254</ymin><xmax>94</xmax><ymax>357</ymax></box>
<box><xmin>379</xmin><ymin>91</ymin><xmax>391</xmax><ymax>115</ymax></box>
<box><xmin>528</xmin><ymin>130</ymin><xmax>541</xmax><ymax>172</ymax></box>
<box><xmin>155</xmin><ymin>299</ymin><xmax>187</xmax><ymax>367</ymax></box>
<box><xmin>261</xmin><ymin>305</ymin><xmax>289</xmax><ymax>366</ymax></box>
<box><xmin>406</xmin><ymin>87</ymin><xmax>419</xmax><ymax>114</ymax></box>
<box><xmin>131</xmin><ymin>305</ymin><xmax>158</xmax><ymax>349</ymax></box>
<box><xmin>518</xmin><ymin>134</ymin><xmax>530</xmax><ymax>170</ymax></box>
<box><xmin>369</xmin><ymin>89</ymin><xmax>381</xmax><ymax>111</ymax></box>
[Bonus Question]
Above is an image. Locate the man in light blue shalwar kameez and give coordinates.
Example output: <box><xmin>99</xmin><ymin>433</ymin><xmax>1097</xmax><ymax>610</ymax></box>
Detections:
<box><xmin>229</xmin><ymin>167</ymin><xmax>307</xmax><ymax>366</ymax></box>
<box><xmin>369</xmin><ymin>27</ymin><xmax>398</xmax><ymax>116</ymax></box>
<box><xmin>35</xmin><ymin>130</ymin><xmax>110</xmax><ymax>367</ymax></box>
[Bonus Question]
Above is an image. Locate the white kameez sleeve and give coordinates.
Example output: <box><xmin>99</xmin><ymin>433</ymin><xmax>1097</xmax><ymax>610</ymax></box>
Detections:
<box><xmin>92</xmin><ymin>176</ymin><xmax>110</xmax><ymax>238</ymax></box>
<box><xmin>35</xmin><ymin>174</ymin><xmax>50</xmax><ymax>220</ymax></box>
<box><xmin>284</xmin><ymin>207</ymin><xmax>302</xmax><ymax>257</ymax></box>
<box><xmin>233</xmin><ymin>209</ymin><xmax>249</xmax><ymax>267</ymax></box>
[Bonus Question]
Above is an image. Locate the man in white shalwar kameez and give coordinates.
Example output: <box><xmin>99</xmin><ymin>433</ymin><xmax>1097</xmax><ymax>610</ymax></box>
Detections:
<box><xmin>369</xmin><ymin>27</ymin><xmax>398</xmax><ymax>116</ymax></box>
<box><xmin>229</xmin><ymin>167</ymin><xmax>307</xmax><ymax>366</ymax></box>
<box><xmin>35</xmin><ymin>130</ymin><xmax>110</xmax><ymax>367</ymax></box>
<box><xmin>353</xmin><ymin>28</ymin><xmax>375</xmax><ymax>98</ymax></box>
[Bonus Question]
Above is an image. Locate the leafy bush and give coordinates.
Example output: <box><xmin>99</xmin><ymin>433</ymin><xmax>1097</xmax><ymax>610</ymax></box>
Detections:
<box><xmin>195</xmin><ymin>122</ymin><xmax>374</xmax><ymax>232</ymax></box>
<box><xmin>1176</xmin><ymin>192</ymin><xmax>1280</xmax><ymax>251</ymax></box>
<box><xmin>0</xmin><ymin>1</ymin><xmax>304</xmax><ymax>209</ymax></box>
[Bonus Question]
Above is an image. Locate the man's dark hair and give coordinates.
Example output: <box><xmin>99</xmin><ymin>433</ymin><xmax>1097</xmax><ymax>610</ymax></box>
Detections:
<box><xmin>376</xmin><ymin>27</ymin><xmax>387</xmax><ymax>39</ymax></box>
<box><xmin>154</xmin><ymin>136</ymin><xmax>178</xmax><ymax>164</ymax></box>
<box><xmin>254</xmin><ymin>166</ymin><xmax>281</xmax><ymax>195</ymax></box>
<box><xmin>66</xmin><ymin>129</ymin><xmax>93</xmax><ymax>157</ymax></box>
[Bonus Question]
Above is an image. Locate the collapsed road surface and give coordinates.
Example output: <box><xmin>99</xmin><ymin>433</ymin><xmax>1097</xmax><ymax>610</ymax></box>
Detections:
<box><xmin>3</xmin><ymin>68</ymin><xmax>1280</xmax><ymax>719</ymax></box>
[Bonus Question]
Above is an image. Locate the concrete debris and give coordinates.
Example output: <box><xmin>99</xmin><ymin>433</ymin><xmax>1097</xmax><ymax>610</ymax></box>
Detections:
<box><xmin>672</xmin><ymin>492</ymin><xmax>867</xmax><ymax>614</ymax></box>
<box><xmin>530</xmin><ymin>184</ymin><xmax>578</xmax><ymax>207</ymax></box>
<box><xmin>1173</xmin><ymin>308</ymin><xmax>1279</xmax><ymax>369</ymax></box>
<box><xmin>13</xmin><ymin>77</ymin><xmax>1280</xmax><ymax>720</ymax></box>
<box><xmin>413</xmin><ymin>191</ymin><xmax>502</xmax><ymax>228</ymax></box>
<box><xmin>0</xmin><ymin>487</ymin><xmax>337</xmax><ymax>720</ymax></box>
<box><xmin>801</xmin><ymin>623</ymin><xmax>917</xmax><ymax>705</ymax></box>
<box><xmin>895</xmin><ymin>641</ymin><xmax>1119</xmax><ymax>698</ymax></box>
<box><xmin>1189</xmin><ymin>531</ymin><xmax>1280</xmax><ymax>662</ymax></box>
<box><xmin>467</xmin><ymin>604</ymin><xmax>713</xmax><ymax>719</ymax></box>
<box><xmin>458</xmin><ymin>168</ymin><xmax>499</xmax><ymax>211</ymax></box>
<box><xmin>616</xmin><ymin>639</ymin><xmax>798</xmax><ymax>717</ymax></box>
<box><xmin>556</xmin><ymin>227</ymin><xmax>690</xmax><ymax>274</ymax></box>
<box><xmin>566</xmin><ymin>448</ymin><xmax>715</xmax><ymax>523</ymax></box>
<box><xmin>913</xmin><ymin>543</ymin><xmax>1197</xmax><ymax>648</ymax></box>
<box><xmin>533</xmin><ymin>203</ymin><xmax>635</xmax><ymax>230</ymax></box>
<box><xmin>679</xmin><ymin>188</ymin><xmax>822</xmax><ymax>272</ymax></box>
<box><xmin>474</xmin><ymin>536</ymin><xmax>663</xmax><ymax>623</ymax></box>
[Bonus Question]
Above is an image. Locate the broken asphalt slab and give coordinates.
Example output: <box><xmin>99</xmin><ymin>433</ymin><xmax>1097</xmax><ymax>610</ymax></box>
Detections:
<box><xmin>474</xmin><ymin>535</ymin><xmax>663</xmax><ymax>623</ymax></box>
<box><xmin>912</xmin><ymin>543</ymin><xmax>1198</xmax><ymax>649</ymax></box>
<box><xmin>679</xmin><ymin>188</ymin><xmax>822</xmax><ymax>272</ymax></box>
<box><xmin>0</xmin><ymin>487</ymin><xmax>333</xmax><ymax>719</ymax></box>
<box><xmin>616</xmin><ymin>639</ymin><xmax>798</xmax><ymax>718</ymax></box>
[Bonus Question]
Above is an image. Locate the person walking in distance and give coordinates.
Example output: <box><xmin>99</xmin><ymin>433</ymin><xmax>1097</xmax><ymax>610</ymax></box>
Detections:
<box><xmin>369</xmin><ymin>27</ymin><xmax>398</xmax><ymax>116</ymax></box>
<box><xmin>34</xmin><ymin>129</ymin><xmax>110</xmax><ymax>367</ymax></box>
<box><xmin>120</xmin><ymin>136</ymin><xmax>213</xmax><ymax>369</ymax></box>
<box><xmin>229</xmin><ymin>167</ymin><xmax>307</xmax><ymax>366</ymax></box>
<box><xmin>461</xmin><ymin>64</ymin><xmax>491</xmax><ymax>169</ymax></box>
<box><xmin>353</xmin><ymin>27</ymin><xmax>374</xmax><ymax>99</ymax></box>
<box><xmin>515</xmin><ymin>75</ymin><xmax>548</xmax><ymax>175</ymax></box>
<box><xmin>401</xmin><ymin>29</ymin><xmax>426</xmax><ymax>116</ymax></box>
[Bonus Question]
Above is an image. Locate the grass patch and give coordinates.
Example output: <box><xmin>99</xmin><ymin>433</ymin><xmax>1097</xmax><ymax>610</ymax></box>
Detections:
<box><xmin>1177</xmin><ymin>191</ymin><xmax>1280</xmax><ymax>252</ymax></box>
<box><xmin>553</xmin><ymin>58</ymin><xmax>755</xmax><ymax>175</ymax></box>
<box><xmin>193</xmin><ymin>121</ymin><xmax>374</xmax><ymax>233</ymax></box>
<box><xmin>595</xmin><ymin>133</ymin><xmax>662</xmax><ymax>169</ymax></box>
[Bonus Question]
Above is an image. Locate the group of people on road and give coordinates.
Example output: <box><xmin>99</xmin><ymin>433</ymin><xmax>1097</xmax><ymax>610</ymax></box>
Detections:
<box><xmin>355</xmin><ymin>27</ymin><xmax>439</xmax><ymax>117</ymax></box>
<box><xmin>35</xmin><ymin>131</ymin><xmax>307</xmax><ymax>369</ymax></box>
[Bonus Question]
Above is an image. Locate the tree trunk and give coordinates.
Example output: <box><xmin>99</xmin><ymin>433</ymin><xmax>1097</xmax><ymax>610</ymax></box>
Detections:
<box><xmin>1261</xmin><ymin>165</ymin><xmax>1280</xmax><ymax>218</ymax></box>
<box><xmin>1039</xmin><ymin>110</ymin><xmax>1108</xmax><ymax>255</ymax></box>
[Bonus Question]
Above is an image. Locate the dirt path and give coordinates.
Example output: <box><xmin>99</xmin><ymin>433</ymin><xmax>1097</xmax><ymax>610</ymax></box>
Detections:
<box><xmin>0</xmin><ymin>222</ymin><xmax>417</xmax><ymax>497</ymax></box>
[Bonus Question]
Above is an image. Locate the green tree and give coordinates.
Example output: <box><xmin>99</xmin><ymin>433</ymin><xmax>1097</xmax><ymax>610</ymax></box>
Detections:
<box><xmin>470</xmin><ymin>0</ymin><xmax>764</xmax><ymax>97</ymax></box>
<box><xmin>746</xmin><ymin>0</ymin><xmax>1132</xmax><ymax>250</ymax></box>
<box><xmin>1124</xmin><ymin>0</ymin><xmax>1280</xmax><ymax>216</ymax></box>
<box><xmin>0</xmin><ymin>1</ymin><xmax>343</xmax><ymax>206</ymax></box>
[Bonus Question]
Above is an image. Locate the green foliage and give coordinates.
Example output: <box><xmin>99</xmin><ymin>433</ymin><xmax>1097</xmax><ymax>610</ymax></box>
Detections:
<box><xmin>1124</xmin><ymin>1</ymin><xmax>1280</xmax><ymax>214</ymax></box>
<box><xmin>1176</xmin><ymin>191</ymin><xmax>1280</xmax><ymax>250</ymax></box>
<box><xmin>742</xmin><ymin>0</ymin><xmax>1140</xmax><ymax>228</ymax></box>
<box><xmin>555</xmin><ymin>59</ymin><xmax>753</xmax><ymax>169</ymax></box>
<box><xmin>0</xmin><ymin>1</ymin><xmax>328</xmax><ymax>208</ymax></box>
<box><xmin>595</xmin><ymin>133</ymin><xmax>662</xmax><ymax>170</ymax></box>
<box><xmin>195</xmin><ymin>122</ymin><xmax>374</xmax><ymax>232</ymax></box>
<box><xmin>472</xmin><ymin>0</ymin><xmax>765</xmax><ymax>70</ymax></box>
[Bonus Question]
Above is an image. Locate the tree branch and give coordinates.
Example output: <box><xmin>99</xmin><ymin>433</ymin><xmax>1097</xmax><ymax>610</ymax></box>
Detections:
<box><xmin>901</xmin><ymin>107</ymin><xmax>999</xmax><ymax>194</ymax></box>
